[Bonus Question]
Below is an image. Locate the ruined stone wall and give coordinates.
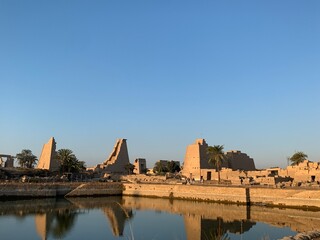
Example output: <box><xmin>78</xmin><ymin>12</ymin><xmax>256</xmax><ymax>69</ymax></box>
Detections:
<box><xmin>281</xmin><ymin>161</ymin><xmax>320</xmax><ymax>183</ymax></box>
<box><xmin>182</xmin><ymin>139</ymin><xmax>256</xmax><ymax>180</ymax></box>
<box><xmin>133</xmin><ymin>158</ymin><xmax>146</xmax><ymax>174</ymax></box>
<box><xmin>102</xmin><ymin>139</ymin><xmax>130</xmax><ymax>174</ymax></box>
<box><xmin>225</xmin><ymin>150</ymin><xmax>256</xmax><ymax>171</ymax></box>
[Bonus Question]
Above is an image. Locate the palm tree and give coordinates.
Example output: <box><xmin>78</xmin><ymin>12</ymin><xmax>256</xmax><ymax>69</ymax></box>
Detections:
<box><xmin>153</xmin><ymin>161</ymin><xmax>165</xmax><ymax>174</ymax></box>
<box><xmin>16</xmin><ymin>149</ymin><xmax>38</xmax><ymax>168</ymax></box>
<box><xmin>124</xmin><ymin>163</ymin><xmax>135</xmax><ymax>174</ymax></box>
<box><xmin>289</xmin><ymin>151</ymin><xmax>308</xmax><ymax>166</ymax></box>
<box><xmin>207</xmin><ymin>145</ymin><xmax>226</xmax><ymax>183</ymax></box>
<box><xmin>166</xmin><ymin>161</ymin><xmax>181</xmax><ymax>173</ymax></box>
<box><xmin>56</xmin><ymin>149</ymin><xmax>82</xmax><ymax>173</ymax></box>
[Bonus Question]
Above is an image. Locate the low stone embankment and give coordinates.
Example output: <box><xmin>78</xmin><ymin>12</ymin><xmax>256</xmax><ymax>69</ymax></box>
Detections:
<box><xmin>0</xmin><ymin>182</ymin><xmax>123</xmax><ymax>198</ymax></box>
<box><xmin>122</xmin><ymin>183</ymin><xmax>320</xmax><ymax>209</ymax></box>
<box><xmin>2</xmin><ymin>182</ymin><xmax>320</xmax><ymax>209</ymax></box>
<box><xmin>65</xmin><ymin>182</ymin><xmax>123</xmax><ymax>197</ymax></box>
<box><xmin>0</xmin><ymin>183</ymin><xmax>81</xmax><ymax>198</ymax></box>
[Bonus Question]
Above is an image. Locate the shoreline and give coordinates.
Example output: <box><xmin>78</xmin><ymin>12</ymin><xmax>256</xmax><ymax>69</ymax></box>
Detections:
<box><xmin>1</xmin><ymin>182</ymin><xmax>320</xmax><ymax>210</ymax></box>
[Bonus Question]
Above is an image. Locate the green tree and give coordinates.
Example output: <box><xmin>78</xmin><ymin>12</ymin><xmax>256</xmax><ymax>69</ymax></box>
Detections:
<box><xmin>167</xmin><ymin>161</ymin><xmax>181</xmax><ymax>173</ymax></box>
<box><xmin>57</xmin><ymin>149</ymin><xmax>85</xmax><ymax>173</ymax></box>
<box><xmin>289</xmin><ymin>151</ymin><xmax>308</xmax><ymax>166</ymax></box>
<box><xmin>153</xmin><ymin>161</ymin><xmax>165</xmax><ymax>174</ymax></box>
<box><xmin>124</xmin><ymin>163</ymin><xmax>135</xmax><ymax>174</ymax></box>
<box><xmin>16</xmin><ymin>149</ymin><xmax>38</xmax><ymax>168</ymax></box>
<box><xmin>207</xmin><ymin>145</ymin><xmax>226</xmax><ymax>183</ymax></box>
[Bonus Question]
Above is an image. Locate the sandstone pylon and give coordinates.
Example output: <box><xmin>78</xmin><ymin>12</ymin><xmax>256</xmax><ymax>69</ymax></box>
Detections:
<box><xmin>102</xmin><ymin>139</ymin><xmax>130</xmax><ymax>174</ymax></box>
<box><xmin>37</xmin><ymin>137</ymin><xmax>60</xmax><ymax>171</ymax></box>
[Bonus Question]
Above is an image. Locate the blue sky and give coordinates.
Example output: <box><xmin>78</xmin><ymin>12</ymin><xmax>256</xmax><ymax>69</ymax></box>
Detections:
<box><xmin>1</xmin><ymin>1</ymin><xmax>319</xmax><ymax>169</ymax></box>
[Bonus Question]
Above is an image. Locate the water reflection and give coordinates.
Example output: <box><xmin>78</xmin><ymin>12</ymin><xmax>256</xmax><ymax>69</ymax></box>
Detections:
<box><xmin>1</xmin><ymin>196</ymin><xmax>319</xmax><ymax>239</ymax></box>
<box><xmin>102</xmin><ymin>202</ymin><xmax>133</xmax><ymax>236</ymax></box>
<box><xmin>35</xmin><ymin>209</ymin><xmax>78</xmax><ymax>239</ymax></box>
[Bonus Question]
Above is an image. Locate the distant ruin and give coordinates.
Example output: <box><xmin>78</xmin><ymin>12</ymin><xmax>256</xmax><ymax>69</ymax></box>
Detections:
<box><xmin>180</xmin><ymin>138</ymin><xmax>320</xmax><ymax>186</ymax></box>
<box><xmin>182</xmin><ymin>139</ymin><xmax>256</xmax><ymax>180</ymax></box>
<box><xmin>36</xmin><ymin>137</ymin><xmax>60</xmax><ymax>171</ymax></box>
<box><xmin>0</xmin><ymin>154</ymin><xmax>15</xmax><ymax>168</ymax></box>
<box><xmin>90</xmin><ymin>139</ymin><xmax>130</xmax><ymax>175</ymax></box>
<box><xmin>133</xmin><ymin>158</ymin><xmax>147</xmax><ymax>174</ymax></box>
<box><xmin>182</xmin><ymin>139</ymin><xmax>210</xmax><ymax>178</ymax></box>
<box><xmin>103</xmin><ymin>203</ymin><xmax>132</xmax><ymax>236</ymax></box>
<box><xmin>224</xmin><ymin>150</ymin><xmax>256</xmax><ymax>170</ymax></box>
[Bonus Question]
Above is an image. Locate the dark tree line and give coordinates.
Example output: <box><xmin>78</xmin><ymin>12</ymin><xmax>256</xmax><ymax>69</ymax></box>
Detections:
<box><xmin>153</xmin><ymin>161</ymin><xmax>181</xmax><ymax>174</ymax></box>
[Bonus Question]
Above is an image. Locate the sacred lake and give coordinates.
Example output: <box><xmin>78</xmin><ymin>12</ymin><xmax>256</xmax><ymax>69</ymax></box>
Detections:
<box><xmin>1</xmin><ymin>196</ymin><xmax>319</xmax><ymax>240</ymax></box>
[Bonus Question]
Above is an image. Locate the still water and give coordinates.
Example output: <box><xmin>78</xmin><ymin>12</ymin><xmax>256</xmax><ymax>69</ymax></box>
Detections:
<box><xmin>0</xmin><ymin>196</ymin><xmax>318</xmax><ymax>240</ymax></box>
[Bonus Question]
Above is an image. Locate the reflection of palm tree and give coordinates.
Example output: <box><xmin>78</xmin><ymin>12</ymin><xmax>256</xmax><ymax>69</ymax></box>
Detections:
<box><xmin>50</xmin><ymin>209</ymin><xmax>78</xmax><ymax>238</ymax></box>
<box><xmin>203</xmin><ymin>218</ymin><xmax>230</xmax><ymax>240</ymax></box>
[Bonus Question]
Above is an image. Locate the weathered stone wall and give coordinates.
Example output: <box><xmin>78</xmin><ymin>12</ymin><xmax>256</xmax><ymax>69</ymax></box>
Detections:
<box><xmin>123</xmin><ymin>183</ymin><xmax>247</xmax><ymax>203</ymax></box>
<box><xmin>65</xmin><ymin>182</ymin><xmax>123</xmax><ymax>197</ymax></box>
<box><xmin>0</xmin><ymin>183</ymin><xmax>80</xmax><ymax>198</ymax></box>
<box><xmin>133</xmin><ymin>158</ymin><xmax>146</xmax><ymax>174</ymax></box>
<box><xmin>225</xmin><ymin>150</ymin><xmax>256</xmax><ymax>171</ymax></box>
<box><xmin>102</xmin><ymin>139</ymin><xmax>130</xmax><ymax>174</ymax></box>
<box><xmin>3</xmin><ymin>182</ymin><xmax>320</xmax><ymax>209</ymax></box>
<box><xmin>182</xmin><ymin>139</ymin><xmax>256</xmax><ymax>180</ymax></box>
<box><xmin>284</xmin><ymin>161</ymin><xmax>320</xmax><ymax>183</ymax></box>
<box><xmin>122</xmin><ymin>183</ymin><xmax>320</xmax><ymax>208</ymax></box>
<box><xmin>0</xmin><ymin>182</ymin><xmax>123</xmax><ymax>198</ymax></box>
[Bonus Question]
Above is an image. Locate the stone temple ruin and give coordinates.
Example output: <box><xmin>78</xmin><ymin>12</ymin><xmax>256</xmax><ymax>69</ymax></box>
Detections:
<box><xmin>0</xmin><ymin>154</ymin><xmax>15</xmax><ymax>168</ymax></box>
<box><xmin>36</xmin><ymin>137</ymin><xmax>60</xmax><ymax>172</ymax></box>
<box><xmin>91</xmin><ymin>139</ymin><xmax>130</xmax><ymax>175</ymax></box>
<box><xmin>182</xmin><ymin>139</ymin><xmax>255</xmax><ymax>180</ymax></box>
<box><xmin>181</xmin><ymin>138</ymin><xmax>320</xmax><ymax>187</ymax></box>
<box><xmin>133</xmin><ymin>158</ymin><xmax>147</xmax><ymax>174</ymax></box>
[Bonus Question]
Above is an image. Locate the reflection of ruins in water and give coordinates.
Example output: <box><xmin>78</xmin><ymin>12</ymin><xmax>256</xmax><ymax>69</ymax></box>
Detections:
<box><xmin>32</xmin><ymin>197</ymin><xmax>133</xmax><ymax>239</ymax></box>
<box><xmin>1</xmin><ymin>196</ymin><xmax>320</xmax><ymax>239</ymax></box>
<box><xmin>185</xmin><ymin>215</ymin><xmax>255</xmax><ymax>240</ymax></box>
<box><xmin>122</xmin><ymin>197</ymin><xmax>255</xmax><ymax>240</ymax></box>
<box><xmin>102</xmin><ymin>202</ymin><xmax>133</xmax><ymax>236</ymax></box>
<box><xmin>120</xmin><ymin>196</ymin><xmax>320</xmax><ymax>238</ymax></box>
<box><xmin>35</xmin><ymin>209</ymin><xmax>79</xmax><ymax>240</ymax></box>
<box><xmin>35</xmin><ymin>213</ymin><xmax>52</xmax><ymax>240</ymax></box>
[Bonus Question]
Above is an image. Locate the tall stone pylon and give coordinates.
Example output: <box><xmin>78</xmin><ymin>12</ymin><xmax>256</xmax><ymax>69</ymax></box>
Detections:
<box><xmin>102</xmin><ymin>139</ymin><xmax>130</xmax><ymax>174</ymax></box>
<box><xmin>182</xmin><ymin>139</ymin><xmax>210</xmax><ymax>178</ymax></box>
<box><xmin>37</xmin><ymin>137</ymin><xmax>60</xmax><ymax>171</ymax></box>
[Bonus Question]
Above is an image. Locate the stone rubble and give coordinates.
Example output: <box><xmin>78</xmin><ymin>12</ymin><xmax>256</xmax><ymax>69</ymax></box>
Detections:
<box><xmin>280</xmin><ymin>231</ymin><xmax>320</xmax><ymax>240</ymax></box>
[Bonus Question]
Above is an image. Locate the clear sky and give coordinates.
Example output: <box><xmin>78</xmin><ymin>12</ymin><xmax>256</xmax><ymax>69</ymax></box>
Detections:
<box><xmin>1</xmin><ymin>1</ymin><xmax>319</xmax><ymax>169</ymax></box>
